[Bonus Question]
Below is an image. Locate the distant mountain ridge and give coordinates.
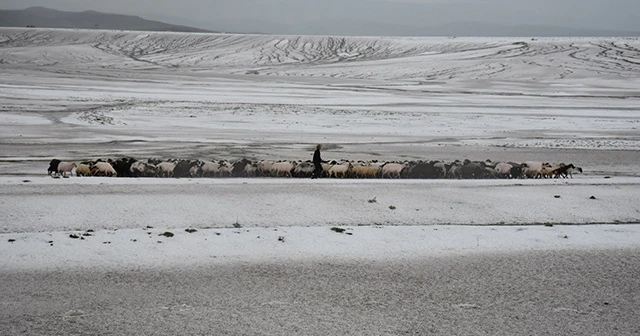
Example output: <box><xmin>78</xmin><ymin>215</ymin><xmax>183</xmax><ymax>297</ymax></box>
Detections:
<box><xmin>0</xmin><ymin>7</ymin><xmax>212</xmax><ymax>33</ymax></box>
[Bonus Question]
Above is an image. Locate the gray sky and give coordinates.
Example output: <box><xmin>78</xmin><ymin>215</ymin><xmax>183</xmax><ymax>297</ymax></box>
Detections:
<box><xmin>2</xmin><ymin>0</ymin><xmax>639</xmax><ymax>34</ymax></box>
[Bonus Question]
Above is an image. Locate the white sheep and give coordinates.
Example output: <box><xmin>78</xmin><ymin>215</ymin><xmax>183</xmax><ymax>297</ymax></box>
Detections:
<box><xmin>522</xmin><ymin>161</ymin><xmax>545</xmax><ymax>178</ymax></box>
<box><xmin>270</xmin><ymin>161</ymin><xmax>296</xmax><ymax>177</ymax></box>
<box><xmin>130</xmin><ymin>161</ymin><xmax>156</xmax><ymax>177</ymax></box>
<box><xmin>321</xmin><ymin>162</ymin><xmax>332</xmax><ymax>176</ymax></box>
<box><xmin>351</xmin><ymin>163</ymin><xmax>369</xmax><ymax>178</ymax></box>
<box><xmin>218</xmin><ymin>161</ymin><xmax>233</xmax><ymax>177</ymax></box>
<box><xmin>494</xmin><ymin>162</ymin><xmax>513</xmax><ymax>178</ymax></box>
<box><xmin>156</xmin><ymin>162</ymin><xmax>176</xmax><ymax>177</ymax></box>
<box><xmin>293</xmin><ymin>162</ymin><xmax>315</xmax><ymax>177</ymax></box>
<box><xmin>364</xmin><ymin>165</ymin><xmax>381</xmax><ymax>178</ymax></box>
<box><xmin>243</xmin><ymin>163</ymin><xmax>259</xmax><ymax>177</ymax></box>
<box><xmin>189</xmin><ymin>165</ymin><xmax>201</xmax><ymax>177</ymax></box>
<box><xmin>448</xmin><ymin>163</ymin><xmax>462</xmax><ymax>179</ymax></box>
<box><xmin>57</xmin><ymin>162</ymin><xmax>77</xmax><ymax>177</ymax></box>
<box><xmin>91</xmin><ymin>162</ymin><xmax>117</xmax><ymax>177</ymax></box>
<box><xmin>199</xmin><ymin>161</ymin><xmax>219</xmax><ymax>177</ymax></box>
<box><xmin>381</xmin><ymin>162</ymin><xmax>405</xmax><ymax>179</ymax></box>
<box><xmin>539</xmin><ymin>162</ymin><xmax>561</xmax><ymax>178</ymax></box>
<box><xmin>75</xmin><ymin>163</ymin><xmax>92</xmax><ymax>177</ymax></box>
<box><xmin>258</xmin><ymin>160</ymin><xmax>276</xmax><ymax>177</ymax></box>
<box><xmin>328</xmin><ymin>161</ymin><xmax>352</xmax><ymax>178</ymax></box>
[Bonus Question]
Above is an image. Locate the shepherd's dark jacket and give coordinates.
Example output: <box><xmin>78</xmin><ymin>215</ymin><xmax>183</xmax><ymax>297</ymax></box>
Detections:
<box><xmin>313</xmin><ymin>149</ymin><xmax>322</xmax><ymax>164</ymax></box>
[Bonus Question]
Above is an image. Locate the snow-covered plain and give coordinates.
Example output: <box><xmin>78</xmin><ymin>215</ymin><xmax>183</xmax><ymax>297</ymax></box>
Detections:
<box><xmin>1</xmin><ymin>28</ymin><xmax>639</xmax><ymax>268</ymax></box>
<box><xmin>0</xmin><ymin>29</ymin><xmax>639</xmax><ymax>172</ymax></box>
<box><xmin>2</xmin><ymin>175</ymin><xmax>640</xmax><ymax>272</ymax></box>
<box><xmin>1</xmin><ymin>28</ymin><xmax>640</xmax><ymax>335</ymax></box>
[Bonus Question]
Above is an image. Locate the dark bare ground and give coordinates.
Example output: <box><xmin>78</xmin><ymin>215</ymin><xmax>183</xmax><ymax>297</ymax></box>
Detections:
<box><xmin>1</xmin><ymin>248</ymin><xmax>638</xmax><ymax>336</ymax></box>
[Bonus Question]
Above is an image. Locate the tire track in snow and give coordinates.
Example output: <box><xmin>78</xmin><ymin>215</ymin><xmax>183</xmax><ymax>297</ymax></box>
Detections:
<box><xmin>3</xmin><ymin>29</ymin><xmax>638</xmax><ymax>82</ymax></box>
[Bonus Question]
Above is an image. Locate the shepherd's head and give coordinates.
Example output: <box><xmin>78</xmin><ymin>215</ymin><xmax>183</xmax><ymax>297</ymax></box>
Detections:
<box><xmin>316</xmin><ymin>144</ymin><xmax>322</xmax><ymax>150</ymax></box>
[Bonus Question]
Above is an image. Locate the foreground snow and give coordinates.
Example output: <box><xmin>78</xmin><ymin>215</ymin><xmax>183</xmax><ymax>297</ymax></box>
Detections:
<box><xmin>2</xmin><ymin>223</ymin><xmax>639</xmax><ymax>272</ymax></box>
<box><xmin>1</xmin><ymin>175</ymin><xmax>639</xmax><ymax>271</ymax></box>
<box><xmin>2</xmin><ymin>175</ymin><xmax>639</xmax><ymax>233</ymax></box>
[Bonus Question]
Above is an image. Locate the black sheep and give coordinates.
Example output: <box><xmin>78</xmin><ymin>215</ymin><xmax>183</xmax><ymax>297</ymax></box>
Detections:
<box><xmin>510</xmin><ymin>166</ymin><xmax>523</xmax><ymax>179</ymax></box>
<box><xmin>111</xmin><ymin>157</ymin><xmax>137</xmax><ymax>177</ymax></box>
<box><xmin>173</xmin><ymin>160</ymin><xmax>199</xmax><ymax>178</ymax></box>
<box><xmin>47</xmin><ymin>159</ymin><xmax>61</xmax><ymax>175</ymax></box>
<box><xmin>552</xmin><ymin>164</ymin><xmax>576</xmax><ymax>178</ymax></box>
<box><xmin>406</xmin><ymin>161</ymin><xmax>440</xmax><ymax>179</ymax></box>
<box><xmin>460</xmin><ymin>162</ymin><xmax>485</xmax><ymax>179</ymax></box>
<box><xmin>232</xmin><ymin>159</ymin><xmax>252</xmax><ymax>177</ymax></box>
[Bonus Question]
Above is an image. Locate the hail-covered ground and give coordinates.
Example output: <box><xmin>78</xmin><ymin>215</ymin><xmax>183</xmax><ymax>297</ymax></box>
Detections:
<box><xmin>1</xmin><ymin>28</ymin><xmax>639</xmax><ymax>335</ymax></box>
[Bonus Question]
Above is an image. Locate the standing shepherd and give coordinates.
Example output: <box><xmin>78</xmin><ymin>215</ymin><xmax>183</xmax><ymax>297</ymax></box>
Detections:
<box><xmin>312</xmin><ymin>144</ymin><xmax>323</xmax><ymax>179</ymax></box>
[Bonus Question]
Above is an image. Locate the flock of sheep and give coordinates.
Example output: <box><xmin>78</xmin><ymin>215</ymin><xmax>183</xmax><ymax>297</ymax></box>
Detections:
<box><xmin>47</xmin><ymin>157</ymin><xmax>583</xmax><ymax>179</ymax></box>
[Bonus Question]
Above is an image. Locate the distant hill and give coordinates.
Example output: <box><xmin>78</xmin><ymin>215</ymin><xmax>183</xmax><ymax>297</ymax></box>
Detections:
<box><xmin>2</xmin><ymin>5</ymin><xmax>637</xmax><ymax>37</ymax></box>
<box><xmin>0</xmin><ymin>7</ymin><xmax>212</xmax><ymax>33</ymax></box>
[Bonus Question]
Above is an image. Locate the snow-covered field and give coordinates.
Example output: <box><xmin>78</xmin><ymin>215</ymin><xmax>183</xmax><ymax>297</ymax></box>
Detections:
<box><xmin>0</xmin><ymin>29</ymin><xmax>639</xmax><ymax>172</ymax></box>
<box><xmin>2</xmin><ymin>175</ymin><xmax>640</xmax><ymax>271</ymax></box>
<box><xmin>1</xmin><ymin>28</ymin><xmax>639</xmax><ymax>334</ymax></box>
<box><xmin>1</xmin><ymin>27</ymin><xmax>639</xmax><ymax>258</ymax></box>
<box><xmin>1</xmin><ymin>27</ymin><xmax>639</xmax><ymax>253</ymax></box>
